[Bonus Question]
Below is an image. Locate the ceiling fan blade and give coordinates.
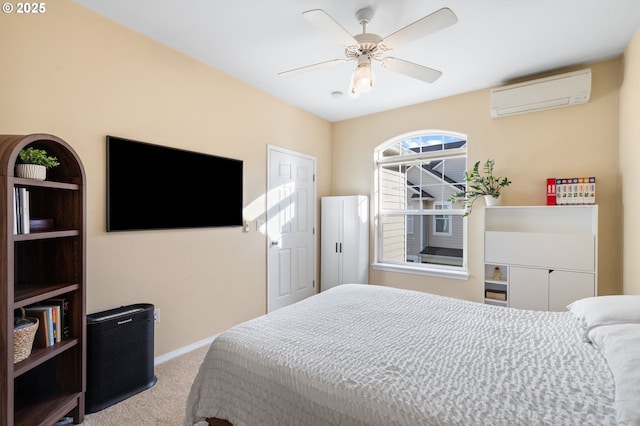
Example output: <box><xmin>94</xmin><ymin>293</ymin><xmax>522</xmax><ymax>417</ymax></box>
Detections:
<box><xmin>381</xmin><ymin>57</ymin><xmax>442</xmax><ymax>83</ymax></box>
<box><xmin>382</xmin><ymin>8</ymin><xmax>458</xmax><ymax>50</ymax></box>
<box><xmin>302</xmin><ymin>9</ymin><xmax>358</xmax><ymax>47</ymax></box>
<box><xmin>278</xmin><ymin>58</ymin><xmax>346</xmax><ymax>77</ymax></box>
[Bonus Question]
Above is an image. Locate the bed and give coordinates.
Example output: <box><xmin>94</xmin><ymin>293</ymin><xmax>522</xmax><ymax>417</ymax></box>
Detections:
<box><xmin>184</xmin><ymin>284</ymin><xmax>640</xmax><ymax>426</ymax></box>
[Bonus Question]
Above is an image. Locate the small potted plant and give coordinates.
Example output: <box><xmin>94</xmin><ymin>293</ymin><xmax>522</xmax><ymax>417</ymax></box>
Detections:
<box><xmin>16</xmin><ymin>147</ymin><xmax>60</xmax><ymax>181</ymax></box>
<box><xmin>449</xmin><ymin>159</ymin><xmax>511</xmax><ymax>216</ymax></box>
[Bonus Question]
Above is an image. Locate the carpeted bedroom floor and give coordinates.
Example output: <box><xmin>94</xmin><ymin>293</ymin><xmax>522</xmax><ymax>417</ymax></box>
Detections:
<box><xmin>80</xmin><ymin>345</ymin><xmax>209</xmax><ymax>425</ymax></box>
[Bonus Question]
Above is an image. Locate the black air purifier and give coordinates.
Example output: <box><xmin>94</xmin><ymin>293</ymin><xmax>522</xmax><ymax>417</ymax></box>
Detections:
<box><xmin>86</xmin><ymin>303</ymin><xmax>157</xmax><ymax>414</ymax></box>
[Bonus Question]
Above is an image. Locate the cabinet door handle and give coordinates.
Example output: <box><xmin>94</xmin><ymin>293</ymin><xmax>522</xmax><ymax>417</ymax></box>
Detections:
<box><xmin>336</xmin><ymin>243</ymin><xmax>338</xmax><ymax>253</ymax></box>
<box><xmin>339</xmin><ymin>243</ymin><xmax>342</xmax><ymax>253</ymax></box>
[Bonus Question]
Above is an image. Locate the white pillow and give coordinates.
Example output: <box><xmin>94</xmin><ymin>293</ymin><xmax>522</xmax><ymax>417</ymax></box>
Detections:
<box><xmin>567</xmin><ymin>295</ymin><xmax>640</xmax><ymax>329</ymax></box>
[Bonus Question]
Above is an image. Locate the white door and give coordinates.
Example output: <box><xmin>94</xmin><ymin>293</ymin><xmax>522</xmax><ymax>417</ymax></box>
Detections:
<box><xmin>267</xmin><ymin>146</ymin><xmax>316</xmax><ymax>312</ymax></box>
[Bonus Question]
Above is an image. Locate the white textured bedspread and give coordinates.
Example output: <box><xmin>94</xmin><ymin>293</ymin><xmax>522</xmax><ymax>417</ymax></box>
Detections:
<box><xmin>185</xmin><ymin>284</ymin><xmax>617</xmax><ymax>425</ymax></box>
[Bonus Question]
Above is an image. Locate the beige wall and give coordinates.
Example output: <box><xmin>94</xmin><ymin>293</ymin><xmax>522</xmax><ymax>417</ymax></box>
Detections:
<box><xmin>0</xmin><ymin>1</ymin><xmax>635</xmax><ymax>358</ymax></box>
<box><xmin>620</xmin><ymin>28</ymin><xmax>640</xmax><ymax>295</ymax></box>
<box><xmin>332</xmin><ymin>60</ymin><xmax>623</xmax><ymax>301</ymax></box>
<box><xmin>0</xmin><ymin>1</ymin><xmax>332</xmax><ymax>356</ymax></box>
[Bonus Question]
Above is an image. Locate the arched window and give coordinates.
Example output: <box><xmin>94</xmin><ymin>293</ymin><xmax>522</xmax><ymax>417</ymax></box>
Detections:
<box><xmin>373</xmin><ymin>130</ymin><xmax>468</xmax><ymax>279</ymax></box>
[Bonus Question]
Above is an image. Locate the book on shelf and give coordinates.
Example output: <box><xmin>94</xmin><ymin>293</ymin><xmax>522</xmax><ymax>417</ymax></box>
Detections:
<box><xmin>50</xmin><ymin>304</ymin><xmax>59</xmax><ymax>343</ymax></box>
<box><xmin>23</xmin><ymin>307</ymin><xmax>49</xmax><ymax>348</ymax></box>
<box><xmin>24</xmin><ymin>306</ymin><xmax>54</xmax><ymax>347</ymax></box>
<box><xmin>550</xmin><ymin>177</ymin><xmax>595</xmax><ymax>205</ymax></box>
<box><xmin>45</xmin><ymin>298</ymin><xmax>70</xmax><ymax>340</ymax></box>
<box><xmin>13</xmin><ymin>187</ymin><xmax>30</xmax><ymax>234</ymax></box>
<box><xmin>546</xmin><ymin>178</ymin><xmax>556</xmax><ymax>205</ymax></box>
<box><xmin>13</xmin><ymin>188</ymin><xmax>18</xmax><ymax>234</ymax></box>
<box><xmin>587</xmin><ymin>177</ymin><xmax>596</xmax><ymax>204</ymax></box>
<box><xmin>24</xmin><ymin>297</ymin><xmax>71</xmax><ymax>347</ymax></box>
<box><xmin>21</xmin><ymin>187</ymin><xmax>29</xmax><ymax>233</ymax></box>
<box><xmin>578</xmin><ymin>177</ymin><xmax>586</xmax><ymax>204</ymax></box>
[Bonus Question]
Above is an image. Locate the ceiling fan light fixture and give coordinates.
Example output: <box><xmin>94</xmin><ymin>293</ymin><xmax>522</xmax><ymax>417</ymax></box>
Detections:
<box><xmin>351</xmin><ymin>56</ymin><xmax>375</xmax><ymax>94</ymax></box>
<box><xmin>283</xmin><ymin>7</ymin><xmax>457</xmax><ymax>99</ymax></box>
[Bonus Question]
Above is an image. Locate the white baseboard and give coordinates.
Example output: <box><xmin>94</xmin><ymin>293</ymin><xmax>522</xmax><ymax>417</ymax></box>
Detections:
<box><xmin>154</xmin><ymin>334</ymin><xmax>218</xmax><ymax>366</ymax></box>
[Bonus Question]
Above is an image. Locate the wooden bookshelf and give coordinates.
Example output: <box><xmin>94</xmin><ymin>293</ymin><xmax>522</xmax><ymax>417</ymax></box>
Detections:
<box><xmin>0</xmin><ymin>134</ymin><xmax>86</xmax><ymax>426</ymax></box>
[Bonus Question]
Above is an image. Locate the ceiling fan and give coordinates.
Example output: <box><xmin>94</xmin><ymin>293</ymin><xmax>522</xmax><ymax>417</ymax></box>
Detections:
<box><xmin>279</xmin><ymin>6</ymin><xmax>458</xmax><ymax>97</ymax></box>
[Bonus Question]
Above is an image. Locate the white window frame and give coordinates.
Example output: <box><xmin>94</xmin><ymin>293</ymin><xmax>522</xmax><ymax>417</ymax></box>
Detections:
<box><xmin>373</xmin><ymin>130</ymin><xmax>468</xmax><ymax>280</ymax></box>
<box><xmin>407</xmin><ymin>215</ymin><xmax>414</xmax><ymax>235</ymax></box>
<box><xmin>433</xmin><ymin>202</ymin><xmax>452</xmax><ymax>236</ymax></box>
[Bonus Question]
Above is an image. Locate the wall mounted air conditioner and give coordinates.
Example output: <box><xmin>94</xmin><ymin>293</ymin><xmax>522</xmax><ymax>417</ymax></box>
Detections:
<box><xmin>490</xmin><ymin>68</ymin><xmax>591</xmax><ymax>118</ymax></box>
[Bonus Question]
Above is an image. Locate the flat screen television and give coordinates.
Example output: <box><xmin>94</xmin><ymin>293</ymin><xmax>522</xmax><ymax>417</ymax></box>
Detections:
<box><xmin>106</xmin><ymin>136</ymin><xmax>243</xmax><ymax>232</ymax></box>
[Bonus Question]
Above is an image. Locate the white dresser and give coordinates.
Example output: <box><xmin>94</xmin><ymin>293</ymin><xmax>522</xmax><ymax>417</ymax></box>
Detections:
<box><xmin>483</xmin><ymin>205</ymin><xmax>597</xmax><ymax>310</ymax></box>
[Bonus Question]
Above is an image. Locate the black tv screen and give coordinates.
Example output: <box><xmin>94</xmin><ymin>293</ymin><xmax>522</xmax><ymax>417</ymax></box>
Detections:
<box><xmin>106</xmin><ymin>136</ymin><xmax>243</xmax><ymax>231</ymax></box>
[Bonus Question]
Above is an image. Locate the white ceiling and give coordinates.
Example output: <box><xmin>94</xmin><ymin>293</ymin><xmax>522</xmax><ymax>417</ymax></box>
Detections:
<box><xmin>72</xmin><ymin>0</ymin><xmax>640</xmax><ymax>122</ymax></box>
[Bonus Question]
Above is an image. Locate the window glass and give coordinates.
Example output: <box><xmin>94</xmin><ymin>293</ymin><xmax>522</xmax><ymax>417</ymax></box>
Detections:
<box><xmin>434</xmin><ymin>203</ymin><xmax>452</xmax><ymax>236</ymax></box>
<box><xmin>375</xmin><ymin>132</ymin><xmax>467</xmax><ymax>273</ymax></box>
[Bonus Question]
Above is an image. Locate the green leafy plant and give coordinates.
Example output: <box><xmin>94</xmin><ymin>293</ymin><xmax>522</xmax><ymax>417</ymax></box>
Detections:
<box><xmin>449</xmin><ymin>159</ymin><xmax>511</xmax><ymax>216</ymax></box>
<box><xmin>18</xmin><ymin>147</ymin><xmax>60</xmax><ymax>169</ymax></box>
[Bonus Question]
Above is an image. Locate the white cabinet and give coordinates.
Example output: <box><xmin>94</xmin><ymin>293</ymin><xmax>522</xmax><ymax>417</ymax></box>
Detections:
<box><xmin>509</xmin><ymin>267</ymin><xmax>595</xmax><ymax>311</ymax></box>
<box><xmin>509</xmin><ymin>266</ymin><xmax>549</xmax><ymax>311</ymax></box>
<box><xmin>484</xmin><ymin>206</ymin><xmax>597</xmax><ymax>311</ymax></box>
<box><xmin>548</xmin><ymin>270</ymin><xmax>595</xmax><ymax>311</ymax></box>
<box><xmin>321</xmin><ymin>196</ymin><xmax>369</xmax><ymax>291</ymax></box>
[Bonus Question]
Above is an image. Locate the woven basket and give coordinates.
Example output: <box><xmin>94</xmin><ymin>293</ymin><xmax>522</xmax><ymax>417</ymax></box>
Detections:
<box><xmin>14</xmin><ymin>308</ymin><xmax>39</xmax><ymax>363</ymax></box>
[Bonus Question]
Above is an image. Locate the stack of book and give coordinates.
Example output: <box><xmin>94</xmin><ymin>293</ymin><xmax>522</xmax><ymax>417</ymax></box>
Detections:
<box><xmin>546</xmin><ymin>177</ymin><xmax>596</xmax><ymax>205</ymax></box>
<box><xmin>13</xmin><ymin>187</ymin><xmax>30</xmax><ymax>234</ymax></box>
<box><xmin>24</xmin><ymin>298</ymin><xmax>70</xmax><ymax>348</ymax></box>
<box><xmin>485</xmin><ymin>290</ymin><xmax>507</xmax><ymax>301</ymax></box>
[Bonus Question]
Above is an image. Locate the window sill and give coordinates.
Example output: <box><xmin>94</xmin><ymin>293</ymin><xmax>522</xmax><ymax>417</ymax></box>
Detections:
<box><xmin>372</xmin><ymin>262</ymin><xmax>469</xmax><ymax>280</ymax></box>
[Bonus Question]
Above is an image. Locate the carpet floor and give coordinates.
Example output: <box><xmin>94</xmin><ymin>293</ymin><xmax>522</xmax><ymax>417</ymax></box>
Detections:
<box><xmin>80</xmin><ymin>345</ymin><xmax>209</xmax><ymax>425</ymax></box>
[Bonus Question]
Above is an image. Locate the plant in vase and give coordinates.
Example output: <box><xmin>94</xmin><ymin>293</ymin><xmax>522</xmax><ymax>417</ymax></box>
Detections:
<box><xmin>449</xmin><ymin>159</ymin><xmax>511</xmax><ymax>216</ymax></box>
<box><xmin>16</xmin><ymin>147</ymin><xmax>60</xmax><ymax>180</ymax></box>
